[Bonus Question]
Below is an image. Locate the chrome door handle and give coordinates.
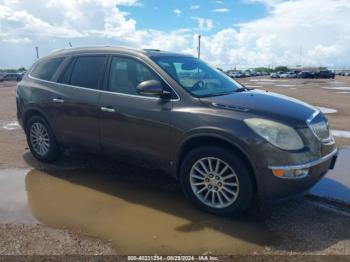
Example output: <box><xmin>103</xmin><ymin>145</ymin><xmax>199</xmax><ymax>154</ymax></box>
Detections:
<box><xmin>101</xmin><ymin>106</ymin><xmax>116</xmax><ymax>113</ymax></box>
<box><xmin>53</xmin><ymin>98</ymin><xmax>64</xmax><ymax>104</ymax></box>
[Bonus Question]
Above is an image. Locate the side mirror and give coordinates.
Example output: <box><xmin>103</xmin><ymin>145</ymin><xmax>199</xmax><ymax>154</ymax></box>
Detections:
<box><xmin>136</xmin><ymin>80</ymin><xmax>164</xmax><ymax>97</ymax></box>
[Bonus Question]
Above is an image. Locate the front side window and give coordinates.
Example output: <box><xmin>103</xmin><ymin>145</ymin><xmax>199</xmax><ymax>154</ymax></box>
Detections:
<box><xmin>31</xmin><ymin>57</ymin><xmax>64</xmax><ymax>81</ymax></box>
<box><xmin>108</xmin><ymin>56</ymin><xmax>159</xmax><ymax>95</ymax></box>
<box><xmin>69</xmin><ymin>56</ymin><xmax>106</xmax><ymax>89</ymax></box>
<box><xmin>151</xmin><ymin>56</ymin><xmax>242</xmax><ymax>97</ymax></box>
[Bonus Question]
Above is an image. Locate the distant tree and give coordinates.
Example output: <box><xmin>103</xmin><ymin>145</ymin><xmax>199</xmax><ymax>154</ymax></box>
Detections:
<box><xmin>0</xmin><ymin>67</ymin><xmax>27</xmax><ymax>73</ymax></box>
<box><xmin>274</xmin><ymin>66</ymin><xmax>289</xmax><ymax>72</ymax></box>
<box><xmin>254</xmin><ymin>67</ymin><xmax>273</xmax><ymax>73</ymax></box>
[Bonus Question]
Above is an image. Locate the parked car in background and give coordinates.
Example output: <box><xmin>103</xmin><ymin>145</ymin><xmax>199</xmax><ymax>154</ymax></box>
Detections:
<box><xmin>17</xmin><ymin>71</ymin><xmax>27</xmax><ymax>81</ymax></box>
<box><xmin>270</xmin><ymin>72</ymin><xmax>279</xmax><ymax>78</ymax></box>
<box><xmin>315</xmin><ymin>70</ymin><xmax>335</xmax><ymax>79</ymax></box>
<box><xmin>0</xmin><ymin>73</ymin><xmax>4</xmax><ymax>82</ymax></box>
<box><xmin>279</xmin><ymin>72</ymin><xmax>289</xmax><ymax>78</ymax></box>
<box><xmin>3</xmin><ymin>73</ymin><xmax>22</xmax><ymax>81</ymax></box>
<box><xmin>229</xmin><ymin>72</ymin><xmax>245</xmax><ymax>78</ymax></box>
<box><xmin>244</xmin><ymin>72</ymin><xmax>251</xmax><ymax>77</ymax></box>
<box><xmin>286</xmin><ymin>72</ymin><xmax>297</xmax><ymax>78</ymax></box>
<box><xmin>17</xmin><ymin>46</ymin><xmax>338</xmax><ymax>216</ymax></box>
<box><xmin>298</xmin><ymin>71</ymin><xmax>315</xmax><ymax>79</ymax></box>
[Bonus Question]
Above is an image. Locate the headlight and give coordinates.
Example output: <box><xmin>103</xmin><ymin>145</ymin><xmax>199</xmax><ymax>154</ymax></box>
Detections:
<box><xmin>244</xmin><ymin>118</ymin><xmax>304</xmax><ymax>150</ymax></box>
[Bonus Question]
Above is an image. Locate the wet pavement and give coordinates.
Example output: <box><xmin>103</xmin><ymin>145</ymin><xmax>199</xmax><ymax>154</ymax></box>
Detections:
<box><xmin>0</xmin><ymin>168</ymin><xmax>273</xmax><ymax>255</ymax></box>
<box><xmin>0</xmin><ymin>169</ymin><xmax>35</xmax><ymax>224</ymax></box>
<box><xmin>1</xmin><ymin>151</ymin><xmax>350</xmax><ymax>255</ymax></box>
<box><xmin>311</xmin><ymin>147</ymin><xmax>350</xmax><ymax>203</ymax></box>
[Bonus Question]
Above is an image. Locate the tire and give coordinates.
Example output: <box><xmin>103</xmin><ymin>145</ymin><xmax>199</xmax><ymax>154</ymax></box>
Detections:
<box><xmin>180</xmin><ymin>146</ymin><xmax>255</xmax><ymax>217</ymax></box>
<box><xmin>25</xmin><ymin>115</ymin><xmax>61</xmax><ymax>162</ymax></box>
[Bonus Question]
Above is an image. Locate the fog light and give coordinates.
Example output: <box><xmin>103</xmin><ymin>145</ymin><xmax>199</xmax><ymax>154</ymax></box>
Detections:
<box><xmin>272</xmin><ymin>168</ymin><xmax>309</xmax><ymax>179</ymax></box>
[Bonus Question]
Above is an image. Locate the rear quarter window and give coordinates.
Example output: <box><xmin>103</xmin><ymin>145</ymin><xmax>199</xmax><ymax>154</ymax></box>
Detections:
<box><xmin>30</xmin><ymin>57</ymin><xmax>64</xmax><ymax>81</ymax></box>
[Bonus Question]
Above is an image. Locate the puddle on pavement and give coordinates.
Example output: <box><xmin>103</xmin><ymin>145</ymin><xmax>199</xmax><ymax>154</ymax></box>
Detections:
<box><xmin>322</xmin><ymin>86</ymin><xmax>350</xmax><ymax>91</ymax></box>
<box><xmin>0</xmin><ymin>168</ymin><xmax>273</xmax><ymax>254</ymax></box>
<box><xmin>274</xmin><ymin>84</ymin><xmax>297</xmax><ymax>87</ymax></box>
<box><xmin>244</xmin><ymin>85</ymin><xmax>264</xmax><ymax>88</ymax></box>
<box><xmin>316</xmin><ymin>106</ymin><xmax>338</xmax><ymax>114</ymax></box>
<box><xmin>249</xmin><ymin>79</ymin><xmax>287</xmax><ymax>82</ymax></box>
<box><xmin>328</xmin><ymin>81</ymin><xmax>345</xmax><ymax>85</ymax></box>
<box><xmin>332</xmin><ymin>130</ymin><xmax>350</xmax><ymax>138</ymax></box>
<box><xmin>0</xmin><ymin>169</ymin><xmax>36</xmax><ymax>223</ymax></box>
<box><xmin>311</xmin><ymin>147</ymin><xmax>350</xmax><ymax>203</ymax></box>
<box><xmin>0</xmin><ymin>120</ymin><xmax>20</xmax><ymax>130</ymax></box>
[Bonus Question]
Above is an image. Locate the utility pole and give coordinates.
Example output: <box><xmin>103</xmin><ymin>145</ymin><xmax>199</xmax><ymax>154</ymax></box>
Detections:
<box><xmin>197</xmin><ymin>34</ymin><xmax>201</xmax><ymax>59</ymax></box>
<box><xmin>35</xmin><ymin>46</ymin><xmax>39</xmax><ymax>59</ymax></box>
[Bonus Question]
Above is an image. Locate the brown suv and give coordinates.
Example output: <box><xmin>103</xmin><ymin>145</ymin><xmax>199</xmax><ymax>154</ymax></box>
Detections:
<box><xmin>16</xmin><ymin>46</ymin><xmax>337</xmax><ymax>216</ymax></box>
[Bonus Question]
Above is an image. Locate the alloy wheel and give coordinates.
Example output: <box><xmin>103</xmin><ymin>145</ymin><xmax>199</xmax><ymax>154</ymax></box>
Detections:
<box><xmin>189</xmin><ymin>157</ymin><xmax>240</xmax><ymax>208</ymax></box>
<box><xmin>29</xmin><ymin>122</ymin><xmax>50</xmax><ymax>156</ymax></box>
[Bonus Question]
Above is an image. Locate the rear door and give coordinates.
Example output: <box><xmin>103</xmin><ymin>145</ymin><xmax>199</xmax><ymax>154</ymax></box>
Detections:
<box><xmin>99</xmin><ymin>55</ymin><xmax>176</xmax><ymax>169</ymax></box>
<box><xmin>48</xmin><ymin>55</ymin><xmax>107</xmax><ymax>152</ymax></box>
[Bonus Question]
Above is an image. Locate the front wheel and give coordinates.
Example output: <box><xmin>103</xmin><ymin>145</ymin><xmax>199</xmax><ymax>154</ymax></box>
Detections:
<box><xmin>180</xmin><ymin>146</ymin><xmax>255</xmax><ymax>217</ymax></box>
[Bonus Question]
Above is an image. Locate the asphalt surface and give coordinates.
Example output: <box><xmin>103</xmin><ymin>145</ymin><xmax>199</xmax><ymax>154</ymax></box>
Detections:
<box><xmin>311</xmin><ymin>147</ymin><xmax>350</xmax><ymax>203</ymax></box>
<box><xmin>0</xmin><ymin>79</ymin><xmax>349</xmax><ymax>255</ymax></box>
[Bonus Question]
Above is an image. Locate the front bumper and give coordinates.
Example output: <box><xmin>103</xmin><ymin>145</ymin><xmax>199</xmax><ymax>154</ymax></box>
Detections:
<box><xmin>258</xmin><ymin>148</ymin><xmax>338</xmax><ymax>200</ymax></box>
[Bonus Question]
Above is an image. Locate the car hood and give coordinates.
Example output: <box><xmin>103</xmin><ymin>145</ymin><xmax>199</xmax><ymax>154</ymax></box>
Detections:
<box><xmin>200</xmin><ymin>89</ymin><xmax>318</xmax><ymax>127</ymax></box>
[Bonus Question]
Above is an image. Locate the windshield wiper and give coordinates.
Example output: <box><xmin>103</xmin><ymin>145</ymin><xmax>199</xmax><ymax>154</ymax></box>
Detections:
<box><xmin>203</xmin><ymin>90</ymin><xmax>236</xmax><ymax>97</ymax></box>
<box><xmin>235</xmin><ymin>86</ymin><xmax>254</xmax><ymax>92</ymax></box>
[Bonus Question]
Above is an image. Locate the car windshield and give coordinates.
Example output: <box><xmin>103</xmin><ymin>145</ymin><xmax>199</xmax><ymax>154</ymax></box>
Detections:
<box><xmin>150</xmin><ymin>56</ymin><xmax>242</xmax><ymax>97</ymax></box>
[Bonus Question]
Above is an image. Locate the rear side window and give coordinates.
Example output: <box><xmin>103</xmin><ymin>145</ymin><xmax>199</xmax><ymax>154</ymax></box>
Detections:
<box><xmin>58</xmin><ymin>59</ymin><xmax>75</xmax><ymax>84</ymax></box>
<box><xmin>69</xmin><ymin>56</ymin><xmax>106</xmax><ymax>89</ymax></box>
<box><xmin>31</xmin><ymin>57</ymin><xmax>64</xmax><ymax>81</ymax></box>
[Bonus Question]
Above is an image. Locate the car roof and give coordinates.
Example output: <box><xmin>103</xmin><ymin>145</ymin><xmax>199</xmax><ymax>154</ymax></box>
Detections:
<box><xmin>46</xmin><ymin>46</ymin><xmax>193</xmax><ymax>59</ymax></box>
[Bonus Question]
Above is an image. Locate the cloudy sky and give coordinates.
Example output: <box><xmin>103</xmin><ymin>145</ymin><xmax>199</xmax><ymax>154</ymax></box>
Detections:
<box><xmin>0</xmin><ymin>0</ymin><xmax>349</xmax><ymax>69</ymax></box>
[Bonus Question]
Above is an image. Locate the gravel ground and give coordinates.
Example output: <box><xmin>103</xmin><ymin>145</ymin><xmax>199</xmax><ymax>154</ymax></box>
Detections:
<box><xmin>0</xmin><ymin>224</ymin><xmax>115</xmax><ymax>255</ymax></box>
<box><xmin>0</xmin><ymin>79</ymin><xmax>349</xmax><ymax>256</ymax></box>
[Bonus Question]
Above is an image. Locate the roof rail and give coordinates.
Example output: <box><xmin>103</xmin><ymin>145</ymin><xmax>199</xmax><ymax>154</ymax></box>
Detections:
<box><xmin>143</xmin><ymin>49</ymin><xmax>161</xmax><ymax>52</ymax></box>
<box><xmin>50</xmin><ymin>48</ymin><xmax>68</xmax><ymax>53</ymax></box>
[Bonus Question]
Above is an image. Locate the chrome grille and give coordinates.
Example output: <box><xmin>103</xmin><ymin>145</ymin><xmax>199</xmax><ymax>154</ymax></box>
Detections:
<box><xmin>308</xmin><ymin>112</ymin><xmax>331</xmax><ymax>141</ymax></box>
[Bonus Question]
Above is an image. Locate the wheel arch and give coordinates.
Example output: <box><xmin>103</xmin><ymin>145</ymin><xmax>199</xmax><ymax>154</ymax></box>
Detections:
<box><xmin>175</xmin><ymin>134</ymin><xmax>257</xmax><ymax>192</ymax></box>
<box><xmin>22</xmin><ymin>107</ymin><xmax>52</xmax><ymax>132</ymax></box>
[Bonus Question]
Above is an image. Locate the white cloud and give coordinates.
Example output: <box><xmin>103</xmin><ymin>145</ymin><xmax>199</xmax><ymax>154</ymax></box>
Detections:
<box><xmin>2</xmin><ymin>37</ymin><xmax>32</xmax><ymax>43</ymax></box>
<box><xmin>190</xmin><ymin>5</ymin><xmax>200</xmax><ymax>10</ymax></box>
<box><xmin>191</xmin><ymin>17</ymin><xmax>214</xmax><ymax>31</ymax></box>
<box><xmin>200</xmin><ymin>0</ymin><xmax>350</xmax><ymax>69</ymax></box>
<box><xmin>173</xmin><ymin>9</ymin><xmax>181</xmax><ymax>16</ymax></box>
<box><xmin>212</xmin><ymin>8</ymin><xmax>230</xmax><ymax>12</ymax></box>
<box><xmin>0</xmin><ymin>0</ymin><xmax>349</xmax><ymax>70</ymax></box>
<box><xmin>245</xmin><ymin>0</ymin><xmax>284</xmax><ymax>6</ymax></box>
<box><xmin>0</xmin><ymin>4</ymin><xmax>84</xmax><ymax>39</ymax></box>
<box><xmin>215</xmin><ymin>1</ymin><xmax>223</xmax><ymax>4</ymax></box>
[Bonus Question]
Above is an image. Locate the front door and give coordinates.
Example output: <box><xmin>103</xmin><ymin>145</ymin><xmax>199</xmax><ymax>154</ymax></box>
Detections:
<box><xmin>99</xmin><ymin>56</ymin><xmax>175</xmax><ymax>169</ymax></box>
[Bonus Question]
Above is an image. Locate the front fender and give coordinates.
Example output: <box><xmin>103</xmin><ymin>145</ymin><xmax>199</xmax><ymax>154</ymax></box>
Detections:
<box><xmin>174</xmin><ymin>127</ymin><xmax>259</xmax><ymax>181</ymax></box>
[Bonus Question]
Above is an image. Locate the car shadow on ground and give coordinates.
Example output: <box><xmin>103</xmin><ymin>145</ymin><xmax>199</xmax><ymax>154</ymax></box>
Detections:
<box><xmin>22</xmin><ymin>151</ymin><xmax>350</xmax><ymax>254</ymax></box>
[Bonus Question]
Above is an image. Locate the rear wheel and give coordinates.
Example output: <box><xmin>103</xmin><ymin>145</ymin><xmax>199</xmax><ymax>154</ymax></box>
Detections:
<box><xmin>180</xmin><ymin>146</ymin><xmax>254</xmax><ymax>216</ymax></box>
<box><xmin>25</xmin><ymin>115</ymin><xmax>61</xmax><ymax>162</ymax></box>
